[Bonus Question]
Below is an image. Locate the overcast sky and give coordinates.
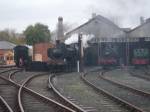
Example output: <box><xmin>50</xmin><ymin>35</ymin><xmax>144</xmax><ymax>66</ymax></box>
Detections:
<box><xmin>0</xmin><ymin>0</ymin><xmax>150</xmax><ymax>33</ymax></box>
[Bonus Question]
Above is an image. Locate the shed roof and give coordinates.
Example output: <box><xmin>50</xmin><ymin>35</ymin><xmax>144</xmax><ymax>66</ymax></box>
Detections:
<box><xmin>128</xmin><ymin>20</ymin><xmax>150</xmax><ymax>33</ymax></box>
<box><xmin>0</xmin><ymin>41</ymin><xmax>16</xmax><ymax>50</ymax></box>
<box><xmin>65</xmin><ymin>15</ymin><xmax>122</xmax><ymax>36</ymax></box>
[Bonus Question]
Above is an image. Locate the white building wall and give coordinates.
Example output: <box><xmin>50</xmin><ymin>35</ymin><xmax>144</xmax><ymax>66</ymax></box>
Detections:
<box><xmin>66</xmin><ymin>18</ymin><xmax>126</xmax><ymax>40</ymax></box>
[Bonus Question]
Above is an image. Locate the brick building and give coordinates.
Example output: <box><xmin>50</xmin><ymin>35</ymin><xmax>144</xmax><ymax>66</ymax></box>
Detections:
<box><xmin>0</xmin><ymin>41</ymin><xmax>16</xmax><ymax>65</ymax></box>
<box><xmin>33</xmin><ymin>42</ymin><xmax>54</xmax><ymax>62</ymax></box>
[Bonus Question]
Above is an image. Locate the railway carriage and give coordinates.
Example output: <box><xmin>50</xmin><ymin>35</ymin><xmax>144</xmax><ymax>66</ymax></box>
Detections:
<box><xmin>14</xmin><ymin>45</ymin><xmax>31</xmax><ymax>67</ymax></box>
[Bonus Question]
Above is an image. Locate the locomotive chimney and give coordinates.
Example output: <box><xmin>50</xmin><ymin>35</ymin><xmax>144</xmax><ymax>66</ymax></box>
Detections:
<box><xmin>57</xmin><ymin>17</ymin><xmax>64</xmax><ymax>42</ymax></box>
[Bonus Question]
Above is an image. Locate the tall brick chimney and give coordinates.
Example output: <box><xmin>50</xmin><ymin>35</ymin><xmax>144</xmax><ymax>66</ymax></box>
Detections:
<box><xmin>57</xmin><ymin>17</ymin><xmax>64</xmax><ymax>41</ymax></box>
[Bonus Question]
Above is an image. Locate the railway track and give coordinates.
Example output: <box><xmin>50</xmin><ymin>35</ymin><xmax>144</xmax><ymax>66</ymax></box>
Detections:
<box><xmin>82</xmin><ymin>70</ymin><xmax>150</xmax><ymax>112</ymax></box>
<box><xmin>10</xmin><ymin>70</ymin><xmax>85</xmax><ymax>112</ymax></box>
<box><xmin>104</xmin><ymin>69</ymin><xmax>150</xmax><ymax>93</ymax></box>
<box><xmin>0</xmin><ymin>95</ymin><xmax>13</xmax><ymax>112</ymax></box>
<box><xmin>50</xmin><ymin>72</ymin><xmax>132</xmax><ymax>112</ymax></box>
<box><xmin>17</xmin><ymin>74</ymin><xmax>74</xmax><ymax>112</ymax></box>
<box><xmin>130</xmin><ymin>68</ymin><xmax>150</xmax><ymax>81</ymax></box>
<box><xmin>0</xmin><ymin>68</ymin><xmax>77</xmax><ymax>112</ymax></box>
<box><xmin>0</xmin><ymin>68</ymin><xmax>21</xmax><ymax>112</ymax></box>
<box><xmin>100</xmin><ymin>70</ymin><xmax>150</xmax><ymax>97</ymax></box>
<box><xmin>49</xmin><ymin>74</ymin><xmax>88</xmax><ymax>112</ymax></box>
<box><xmin>0</xmin><ymin>65</ymin><xmax>15</xmax><ymax>68</ymax></box>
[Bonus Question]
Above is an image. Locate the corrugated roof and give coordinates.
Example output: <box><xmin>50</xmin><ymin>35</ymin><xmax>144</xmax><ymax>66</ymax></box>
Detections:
<box><xmin>0</xmin><ymin>41</ymin><xmax>16</xmax><ymax>50</ymax></box>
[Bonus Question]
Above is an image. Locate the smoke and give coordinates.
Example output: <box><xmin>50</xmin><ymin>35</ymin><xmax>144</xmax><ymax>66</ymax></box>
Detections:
<box><xmin>86</xmin><ymin>0</ymin><xmax>150</xmax><ymax>28</ymax></box>
<box><xmin>82</xmin><ymin>34</ymin><xmax>94</xmax><ymax>47</ymax></box>
<box><xmin>65</xmin><ymin>34</ymin><xmax>78</xmax><ymax>44</ymax></box>
<box><xmin>65</xmin><ymin>33</ymin><xmax>94</xmax><ymax>47</ymax></box>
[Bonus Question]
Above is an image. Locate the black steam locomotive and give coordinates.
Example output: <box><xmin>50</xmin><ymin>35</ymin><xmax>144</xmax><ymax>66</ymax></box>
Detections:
<box><xmin>47</xmin><ymin>42</ymin><xmax>78</xmax><ymax>72</ymax></box>
<box><xmin>13</xmin><ymin>42</ymin><xmax>78</xmax><ymax>72</ymax></box>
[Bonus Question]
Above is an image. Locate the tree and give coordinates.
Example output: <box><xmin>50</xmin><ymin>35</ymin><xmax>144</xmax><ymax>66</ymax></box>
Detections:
<box><xmin>24</xmin><ymin>23</ymin><xmax>51</xmax><ymax>45</ymax></box>
<box><xmin>0</xmin><ymin>29</ymin><xmax>25</xmax><ymax>45</ymax></box>
<box><xmin>0</xmin><ymin>30</ymin><xmax>10</xmax><ymax>41</ymax></box>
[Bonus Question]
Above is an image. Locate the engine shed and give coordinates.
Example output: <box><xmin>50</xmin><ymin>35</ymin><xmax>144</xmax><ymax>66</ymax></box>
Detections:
<box><xmin>63</xmin><ymin>14</ymin><xmax>150</xmax><ymax>67</ymax></box>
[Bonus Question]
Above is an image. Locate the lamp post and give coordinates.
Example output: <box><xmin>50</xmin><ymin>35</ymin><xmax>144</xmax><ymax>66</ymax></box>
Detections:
<box><xmin>126</xmin><ymin>37</ymin><xmax>129</xmax><ymax>68</ymax></box>
<box><xmin>78</xmin><ymin>33</ymin><xmax>84</xmax><ymax>72</ymax></box>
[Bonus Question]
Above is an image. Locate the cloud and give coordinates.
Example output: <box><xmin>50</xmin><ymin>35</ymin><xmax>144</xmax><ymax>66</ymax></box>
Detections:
<box><xmin>0</xmin><ymin>0</ymin><xmax>150</xmax><ymax>32</ymax></box>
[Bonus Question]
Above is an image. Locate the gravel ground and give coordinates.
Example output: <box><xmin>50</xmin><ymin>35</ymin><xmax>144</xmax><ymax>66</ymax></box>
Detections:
<box><xmin>12</xmin><ymin>70</ymin><xmax>45</xmax><ymax>84</ymax></box>
<box><xmin>0</xmin><ymin>105</ymin><xmax>3</xmax><ymax>112</ymax></box>
<box><xmin>86</xmin><ymin>71</ymin><xmax>150</xmax><ymax>112</ymax></box>
<box><xmin>26</xmin><ymin>74</ymin><xmax>64</xmax><ymax>103</ymax></box>
<box><xmin>0</xmin><ymin>84</ymin><xmax>19</xmax><ymax>112</ymax></box>
<box><xmin>22</xmin><ymin>90</ymin><xmax>61</xmax><ymax>112</ymax></box>
<box><xmin>53</xmin><ymin>72</ymin><xmax>130</xmax><ymax>112</ymax></box>
<box><xmin>8</xmin><ymin>71</ymin><xmax>71</xmax><ymax>112</ymax></box>
<box><xmin>0</xmin><ymin>68</ymin><xmax>18</xmax><ymax>112</ymax></box>
<box><xmin>141</xmin><ymin>67</ymin><xmax>150</xmax><ymax>75</ymax></box>
<box><xmin>131</xmin><ymin>68</ymin><xmax>150</xmax><ymax>79</ymax></box>
<box><xmin>104</xmin><ymin>69</ymin><xmax>150</xmax><ymax>93</ymax></box>
<box><xmin>0</xmin><ymin>68</ymin><xmax>19</xmax><ymax>112</ymax></box>
<box><xmin>0</xmin><ymin>68</ymin><xmax>5</xmax><ymax>71</ymax></box>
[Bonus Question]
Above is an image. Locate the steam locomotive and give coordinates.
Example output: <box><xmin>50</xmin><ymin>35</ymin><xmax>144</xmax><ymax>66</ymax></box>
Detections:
<box><xmin>87</xmin><ymin>37</ymin><xmax>150</xmax><ymax>68</ymax></box>
<box><xmin>13</xmin><ymin>42</ymin><xmax>78</xmax><ymax>72</ymax></box>
<box><xmin>98</xmin><ymin>39</ymin><xmax>126</xmax><ymax>67</ymax></box>
<box><xmin>129</xmin><ymin>38</ymin><xmax>150</xmax><ymax>66</ymax></box>
<box><xmin>14</xmin><ymin>37</ymin><xmax>150</xmax><ymax>70</ymax></box>
<box><xmin>47</xmin><ymin>41</ymin><xmax>78</xmax><ymax>72</ymax></box>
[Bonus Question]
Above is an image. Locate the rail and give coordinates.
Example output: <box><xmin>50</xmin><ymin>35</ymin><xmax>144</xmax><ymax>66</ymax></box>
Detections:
<box><xmin>0</xmin><ymin>96</ymin><xmax>14</xmax><ymax>112</ymax></box>
<box><xmin>81</xmin><ymin>70</ymin><xmax>145</xmax><ymax>112</ymax></box>
<box><xmin>0</xmin><ymin>70</ymin><xmax>76</xmax><ymax>112</ymax></box>
<box><xmin>49</xmin><ymin>74</ymin><xmax>86</xmax><ymax>112</ymax></box>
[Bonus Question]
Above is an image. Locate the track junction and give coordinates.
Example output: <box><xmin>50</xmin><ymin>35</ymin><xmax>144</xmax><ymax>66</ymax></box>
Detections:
<box><xmin>1</xmin><ymin>66</ymin><xmax>150</xmax><ymax>112</ymax></box>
